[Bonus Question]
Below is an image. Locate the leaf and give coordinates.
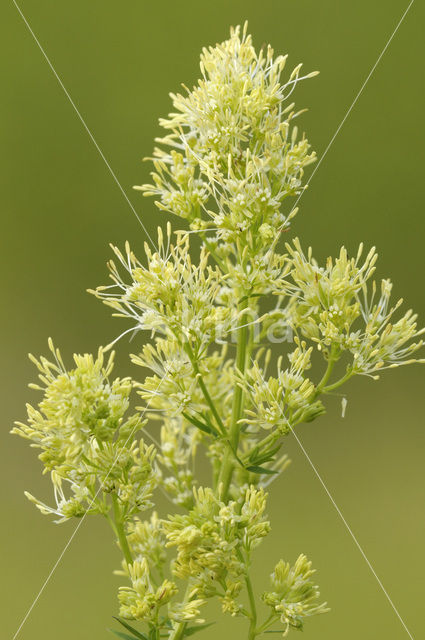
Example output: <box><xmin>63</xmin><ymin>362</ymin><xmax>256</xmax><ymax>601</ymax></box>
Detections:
<box><xmin>264</xmin><ymin>631</ymin><xmax>283</xmax><ymax>634</ymax></box>
<box><xmin>251</xmin><ymin>453</ymin><xmax>278</xmax><ymax>466</ymax></box>
<box><xmin>182</xmin><ymin>412</ymin><xmax>219</xmax><ymax>437</ymax></box>
<box><xmin>249</xmin><ymin>444</ymin><xmax>282</xmax><ymax>466</ymax></box>
<box><xmin>81</xmin><ymin>453</ymin><xmax>102</xmax><ymax>469</ymax></box>
<box><xmin>239</xmin><ymin>293</ymin><xmax>263</xmax><ymax>303</ymax></box>
<box><xmin>198</xmin><ymin>410</ymin><xmax>224</xmax><ymax>436</ymax></box>
<box><xmin>248</xmin><ymin>445</ymin><xmax>260</xmax><ymax>461</ymax></box>
<box><xmin>223</xmin><ymin>439</ymin><xmax>245</xmax><ymax>468</ymax></box>
<box><xmin>113</xmin><ymin>617</ymin><xmax>149</xmax><ymax>640</ymax></box>
<box><xmin>184</xmin><ymin>622</ymin><xmax>215</xmax><ymax>636</ymax></box>
<box><xmin>246</xmin><ymin>464</ymin><xmax>279</xmax><ymax>475</ymax></box>
<box><xmin>109</xmin><ymin>631</ymin><xmax>138</xmax><ymax>640</ymax></box>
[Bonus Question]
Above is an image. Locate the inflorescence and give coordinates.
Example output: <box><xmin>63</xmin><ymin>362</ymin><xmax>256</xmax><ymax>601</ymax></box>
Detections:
<box><xmin>13</xmin><ymin>23</ymin><xmax>424</xmax><ymax>640</ymax></box>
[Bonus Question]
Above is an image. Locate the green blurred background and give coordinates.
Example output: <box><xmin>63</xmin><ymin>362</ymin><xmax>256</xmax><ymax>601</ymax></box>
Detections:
<box><xmin>1</xmin><ymin>1</ymin><xmax>424</xmax><ymax>638</ymax></box>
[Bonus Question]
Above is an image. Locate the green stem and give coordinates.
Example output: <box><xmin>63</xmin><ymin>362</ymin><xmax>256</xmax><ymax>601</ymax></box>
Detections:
<box><xmin>255</xmin><ymin>613</ymin><xmax>276</xmax><ymax>635</ymax></box>
<box><xmin>200</xmin><ymin>232</ymin><xmax>227</xmax><ymax>273</ymax></box>
<box><xmin>218</xmin><ymin>297</ymin><xmax>249</xmax><ymax>500</ymax></box>
<box><xmin>155</xmin><ymin>621</ymin><xmax>160</xmax><ymax>640</ymax></box>
<box><xmin>184</xmin><ymin>343</ymin><xmax>226</xmax><ymax>436</ymax></box>
<box><xmin>314</xmin><ymin>344</ymin><xmax>339</xmax><ymax>398</ymax></box>
<box><xmin>241</xmin><ymin>426</ymin><xmax>286</xmax><ymax>466</ymax></box>
<box><xmin>168</xmin><ymin>584</ymin><xmax>192</xmax><ymax>640</ymax></box>
<box><xmin>246</xmin><ymin>573</ymin><xmax>258</xmax><ymax>640</ymax></box>
<box><xmin>168</xmin><ymin>622</ymin><xmax>187</xmax><ymax>640</ymax></box>
<box><xmin>323</xmin><ymin>369</ymin><xmax>354</xmax><ymax>393</ymax></box>
<box><xmin>112</xmin><ymin>493</ymin><xmax>133</xmax><ymax>566</ymax></box>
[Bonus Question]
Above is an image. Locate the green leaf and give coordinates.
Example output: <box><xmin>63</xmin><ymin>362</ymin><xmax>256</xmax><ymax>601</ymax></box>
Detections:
<box><xmin>239</xmin><ymin>293</ymin><xmax>263</xmax><ymax>303</ymax></box>
<box><xmin>249</xmin><ymin>444</ymin><xmax>282</xmax><ymax>466</ymax></box>
<box><xmin>248</xmin><ymin>445</ymin><xmax>260</xmax><ymax>461</ymax></box>
<box><xmin>222</xmin><ymin>439</ymin><xmax>245</xmax><ymax>468</ymax></box>
<box><xmin>198</xmin><ymin>411</ymin><xmax>223</xmax><ymax>436</ymax></box>
<box><xmin>182</xmin><ymin>412</ymin><xmax>219</xmax><ymax>437</ymax></box>
<box><xmin>113</xmin><ymin>617</ymin><xmax>149</xmax><ymax>640</ymax></box>
<box><xmin>81</xmin><ymin>453</ymin><xmax>102</xmax><ymax>469</ymax></box>
<box><xmin>184</xmin><ymin>622</ymin><xmax>215</xmax><ymax>636</ymax></box>
<box><xmin>110</xmin><ymin>630</ymin><xmax>138</xmax><ymax>640</ymax></box>
<box><xmin>246</xmin><ymin>464</ymin><xmax>279</xmax><ymax>475</ymax></box>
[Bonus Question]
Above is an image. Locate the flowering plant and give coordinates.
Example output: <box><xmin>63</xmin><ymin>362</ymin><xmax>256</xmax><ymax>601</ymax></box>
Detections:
<box><xmin>13</xmin><ymin>24</ymin><xmax>424</xmax><ymax>640</ymax></box>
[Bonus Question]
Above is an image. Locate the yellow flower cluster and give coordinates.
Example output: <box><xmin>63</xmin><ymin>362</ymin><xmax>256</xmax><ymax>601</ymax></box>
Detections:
<box><xmin>138</xmin><ymin>23</ymin><xmax>317</xmax><ymax>284</ymax></box>
<box><xmin>284</xmin><ymin>240</ymin><xmax>424</xmax><ymax>377</ymax></box>
<box><xmin>164</xmin><ymin>486</ymin><xmax>270</xmax><ymax>614</ymax></box>
<box><xmin>262</xmin><ymin>555</ymin><xmax>329</xmax><ymax>635</ymax></box>
<box><xmin>14</xmin><ymin>22</ymin><xmax>424</xmax><ymax>640</ymax></box>
<box><xmin>118</xmin><ymin>558</ymin><xmax>177</xmax><ymax>621</ymax></box>
<box><xmin>12</xmin><ymin>342</ymin><xmax>156</xmax><ymax>523</ymax></box>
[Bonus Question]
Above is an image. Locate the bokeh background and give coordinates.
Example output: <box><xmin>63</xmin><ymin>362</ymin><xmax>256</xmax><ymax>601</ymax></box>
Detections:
<box><xmin>1</xmin><ymin>1</ymin><xmax>424</xmax><ymax>639</ymax></box>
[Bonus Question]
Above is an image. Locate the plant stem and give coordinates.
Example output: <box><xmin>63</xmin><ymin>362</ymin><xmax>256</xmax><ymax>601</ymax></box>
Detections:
<box><xmin>255</xmin><ymin>614</ymin><xmax>276</xmax><ymax>635</ymax></box>
<box><xmin>246</xmin><ymin>573</ymin><xmax>257</xmax><ymax>640</ymax></box>
<box><xmin>112</xmin><ymin>493</ymin><xmax>133</xmax><ymax>566</ymax></box>
<box><xmin>241</xmin><ymin>426</ymin><xmax>285</xmax><ymax>466</ymax></box>
<box><xmin>218</xmin><ymin>297</ymin><xmax>249</xmax><ymax>501</ymax></box>
<box><xmin>168</xmin><ymin>622</ymin><xmax>187</xmax><ymax>640</ymax></box>
<box><xmin>168</xmin><ymin>584</ymin><xmax>192</xmax><ymax>640</ymax></box>
<box><xmin>201</xmin><ymin>232</ymin><xmax>227</xmax><ymax>273</ymax></box>
<box><xmin>314</xmin><ymin>344</ymin><xmax>339</xmax><ymax>397</ymax></box>
<box><xmin>184</xmin><ymin>343</ymin><xmax>226</xmax><ymax>435</ymax></box>
<box><xmin>323</xmin><ymin>369</ymin><xmax>354</xmax><ymax>392</ymax></box>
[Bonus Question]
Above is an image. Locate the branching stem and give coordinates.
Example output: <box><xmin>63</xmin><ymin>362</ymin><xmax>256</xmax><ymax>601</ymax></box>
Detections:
<box><xmin>314</xmin><ymin>344</ymin><xmax>339</xmax><ymax>397</ymax></box>
<box><xmin>112</xmin><ymin>493</ymin><xmax>133</xmax><ymax>567</ymax></box>
<box><xmin>255</xmin><ymin>613</ymin><xmax>277</xmax><ymax>635</ymax></box>
<box><xmin>323</xmin><ymin>369</ymin><xmax>354</xmax><ymax>392</ymax></box>
<box><xmin>184</xmin><ymin>342</ymin><xmax>226</xmax><ymax>436</ymax></box>
<box><xmin>218</xmin><ymin>297</ymin><xmax>249</xmax><ymax>500</ymax></box>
